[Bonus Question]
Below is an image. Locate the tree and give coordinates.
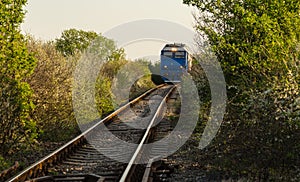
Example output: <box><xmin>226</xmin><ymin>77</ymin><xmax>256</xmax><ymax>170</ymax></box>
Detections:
<box><xmin>55</xmin><ymin>29</ymin><xmax>98</xmax><ymax>56</ymax></box>
<box><xmin>185</xmin><ymin>0</ymin><xmax>300</xmax><ymax>86</ymax></box>
<box><xmin>0</xmin><ymin>0</ymin><xmax>37</xmax><ymax>155</ymax></box>
<box><xmin>27</xmin><ymin>34</ymin><xmax>127</xmax><ymax>140</ymax></box>
<box><xmin>26</xmin><ymin>37</ymin><xmax>77</xmax><ymax>141</ymax></box>
<box><xmin>72</xmin><ymin>33</ymin><xmax>128</xmax><ymax>127</ymax></box>
<box><xmin>183</xmin><ymin>0</ymin><xmax>300</xmax><ymax>124</ymax></box>
<box><xmin>183</xmin><ymin>0</ymin><xmax>300</xmax><ymax>179</ymax></box>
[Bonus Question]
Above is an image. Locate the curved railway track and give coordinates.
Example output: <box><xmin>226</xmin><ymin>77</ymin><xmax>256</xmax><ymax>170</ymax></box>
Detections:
<box><xmin>8</xmin><ymin>84</ymin><xmax>180</xmax><ymax>182</ymax></box>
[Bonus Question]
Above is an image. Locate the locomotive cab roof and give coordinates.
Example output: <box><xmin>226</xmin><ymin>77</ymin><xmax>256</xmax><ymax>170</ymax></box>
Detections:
<box><xmin>161</xmin><ymin>43</ymin><xmax>187</xmax><ymax>52</ymax></box>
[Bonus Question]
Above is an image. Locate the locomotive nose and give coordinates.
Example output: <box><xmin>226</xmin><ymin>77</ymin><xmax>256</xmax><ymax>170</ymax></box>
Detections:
<box><xmin>160</xmin><ymin>43</ymin><xmax>190</xmax><ymax>83</ymax></box>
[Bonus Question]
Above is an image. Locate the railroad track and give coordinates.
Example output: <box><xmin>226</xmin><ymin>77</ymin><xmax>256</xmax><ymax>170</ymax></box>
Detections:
<box><xmin>8</xmin><ymin>84</ymin><xmax>179</xmax><ymax>182</ymax></box>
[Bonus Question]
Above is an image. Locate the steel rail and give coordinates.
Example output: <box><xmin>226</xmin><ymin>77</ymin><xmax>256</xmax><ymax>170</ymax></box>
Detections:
<box><xmin>7</xmin><ymin>84</ymin><xmax>166</xmax><ymax>182</ymax></box>
<box><xmin>119</xmin><ymin>85</ymin><xmax>176</xmax><ymax>182</ymax></box>
<box><xmin>141</xmin><ymin>156</ymin><xmax>162</xmax><ymax>182</ymax></box>
<box><xmin>142</xmin><ymin>158</ymin><xmax>154</xmax><ymax>182</ymax></box>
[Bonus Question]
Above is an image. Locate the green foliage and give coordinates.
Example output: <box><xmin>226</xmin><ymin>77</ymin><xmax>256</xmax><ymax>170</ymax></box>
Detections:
<box><xmin>184</xmin><ymin>0</ymin><xmax>300</xmax><ymax>88</ymax></box>
<box><xmin>72</xmin><ymin>33</ymin><xmax>128</xmax><ymax>125</ymax></box>
<box><xmin>95</xmin><ymin>58</ymin><xmax>155</xmax><ymax>118</ymax></box>
<box><xmin>148</xmin><ymin>62</ymin><xmax>165</xmax><ymax>85</ymax></box>
<box><xmin>28</xmin><ymin>32</ymin><xmax>128</xmax><ymax>140</ymax></box>
<box><xmin>184</xmin><ymin>0</ymin><xmax>300</xmax><ymax>179</ymax></box>
<box><xmin>26</xmin><ymin>37</ymin><xmax>78</xmax><ymax>141</ymax></box>
<box><xmin>0</xmin><ymin>0</ymin><xmax>37</xmax><ymax>155</ymax></box>
<box><xmin>0</xmin><ymin>155</ymin><xmax>11</xmax><ymax>171</ymax></box>
<box><xmin>128</xmin><ymin>60</ymin><xmax>156</xmax><ymax>99</ymax></box>
<box><xmin>55</xmin><ymin>29</ymin><xmax>98</xmax><ymax>57</ymax></box>
<box><xmin>95</xmin><ymin>76</ymin><xmax>115</xmax><ymax>116</ymax></box>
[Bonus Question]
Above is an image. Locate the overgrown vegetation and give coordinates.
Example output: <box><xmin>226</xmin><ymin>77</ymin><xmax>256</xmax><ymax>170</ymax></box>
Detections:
<box><xmin>4</xmin><ymin>0</ymin><xmax>299</xmax><ymax>180</ymax></box>
<box><xmin>0</xmin><ymin>2</ymin><xmax>155</xmax><ymax>174</ymax></box>
<box><xmin>184</xmin><ymin>0</ymin><xmax>300</xmax><ymax>180</ymax></box>
<box><xmin>55</xmin><ymin>29</ymin><xmax>98</xmax><ymax>57</ymax></box>
<box><xmin>25</xmin><ymin>37</ymin><xmax>78</xmax><ymax>141</ymax></box>
<box><xmin>0</xmin><ymin>0</ymin><xmax>37</xmax><ymax>157</ymax></box>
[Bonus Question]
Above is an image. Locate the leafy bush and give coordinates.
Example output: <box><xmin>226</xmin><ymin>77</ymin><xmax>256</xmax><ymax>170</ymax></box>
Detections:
<box><xmin>184</xmin><ymin>0</ymin><xmax>300</xmax><ymax>179</ymax></box>
<box><xmin>26</xmin><ymin>37</ymin><xmax>78</xmax><ymax>141</ymax></box>
<box><xmin>0</xmin><ymin>0</ymin><xmax>37</xmax><ymax>155</ymax></box>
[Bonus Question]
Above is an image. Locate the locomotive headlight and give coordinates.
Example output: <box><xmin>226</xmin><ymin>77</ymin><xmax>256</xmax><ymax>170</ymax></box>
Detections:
<box><xmin>171</xmin><ymin>47</ymin><xmax>177</xmax><ymax>52</ymax></box>
<box><xmin>164</xmin><ymin>65</ymin><xmax>168</xmax><ymax>69</ymax></box>
<box><xmin>180</xmin><ymin>66</ymin><xmax>183</xmax><ymax>69</ymax></box>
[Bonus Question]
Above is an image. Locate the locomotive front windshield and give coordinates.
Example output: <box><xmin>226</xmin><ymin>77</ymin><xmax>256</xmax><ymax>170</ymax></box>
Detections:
<box><xmin>162</xmin><ymin>51</ymin><xmax>186</xmax><ymax>58</ymax></box>
<box><xmin>174</xmin><ymin>51</ymin><xmax>185</xmax><ymax>58</ymax></box>
<box><xmin>163</xmin><ymin>51</ymin><xmax>173</xmax><ymax>58</ymax></box>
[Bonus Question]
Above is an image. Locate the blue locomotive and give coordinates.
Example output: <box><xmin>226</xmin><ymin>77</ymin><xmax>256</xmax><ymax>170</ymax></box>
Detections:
<box><xmin>160</xmin><ymin>43</ymin><xmax>192</xmax><ymax>83</ymax></box>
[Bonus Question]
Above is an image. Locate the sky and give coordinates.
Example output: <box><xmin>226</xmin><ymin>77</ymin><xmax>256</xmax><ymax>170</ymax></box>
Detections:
<box><xmin>21</xmin><ymin>0</ymin><xmax>197</xmax><ymax>61</ymax></box>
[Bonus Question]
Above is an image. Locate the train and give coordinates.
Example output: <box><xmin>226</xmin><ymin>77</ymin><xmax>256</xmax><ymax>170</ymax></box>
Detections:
<box><xmin>160</xmin><ymin>43</ymin><xmax>192</xmax><ymax>83</ymax></box>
